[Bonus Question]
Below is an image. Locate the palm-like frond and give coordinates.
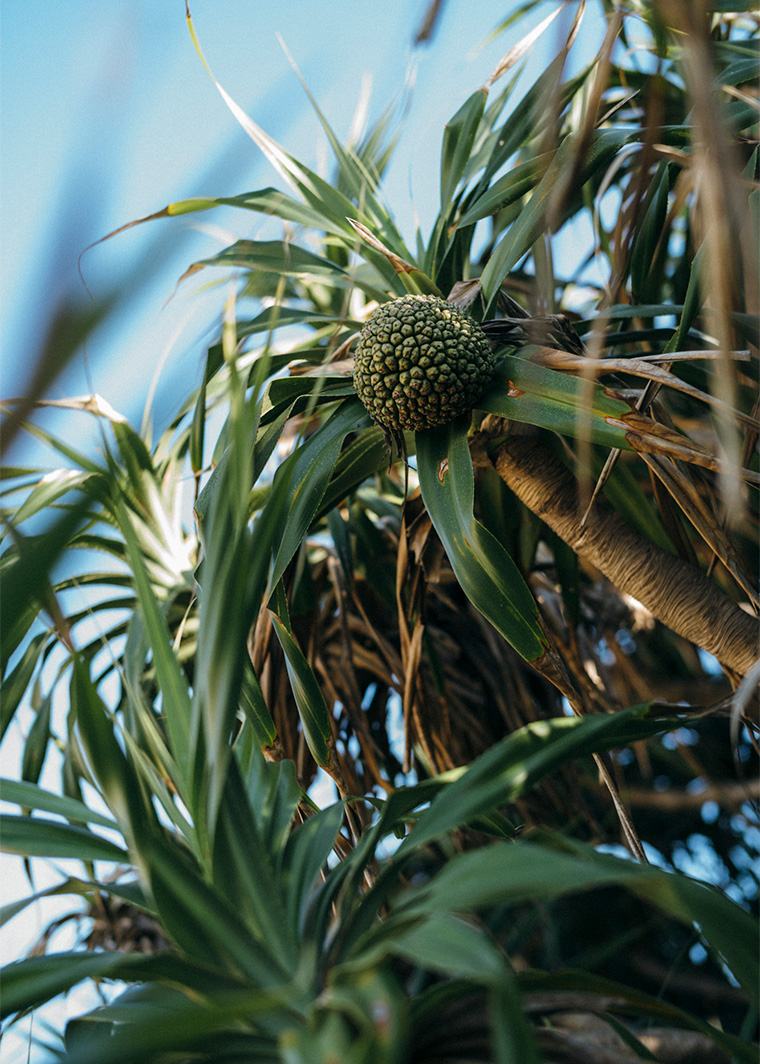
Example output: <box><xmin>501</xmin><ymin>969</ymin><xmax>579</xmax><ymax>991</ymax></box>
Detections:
<box><xmin>2</xmin><ymin>2</ymin><xmax>758</xmax><ymax>1060</ymax></box>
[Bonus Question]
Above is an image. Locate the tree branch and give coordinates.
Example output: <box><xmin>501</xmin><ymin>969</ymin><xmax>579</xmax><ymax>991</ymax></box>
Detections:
<box><xmin>621</xmin><ymin>779</ymin><xmax>759</xmax><ymax>810</ymax></box>
<box><xmin>488</xmin><ymin>435</ymin><xmax>758</xmax><ymax>677</ymax></box>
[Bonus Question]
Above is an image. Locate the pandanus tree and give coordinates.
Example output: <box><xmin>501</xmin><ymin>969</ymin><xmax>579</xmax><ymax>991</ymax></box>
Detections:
<box><xmin>2</xmin><ymin>2</ymin><xmax>758</xmax><ymax>1061</ymax></box>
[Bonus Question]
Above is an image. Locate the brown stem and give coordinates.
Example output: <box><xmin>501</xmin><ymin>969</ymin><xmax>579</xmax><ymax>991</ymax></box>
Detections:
<box><xmin>490</xmin><ymin>436</ymin><xmax>757</xmax><ymax>676</ymax></box>
<box><xmin>622</xmin><ymin>779</ymin><xmax>760</xmax><ymax>810</ymax></box>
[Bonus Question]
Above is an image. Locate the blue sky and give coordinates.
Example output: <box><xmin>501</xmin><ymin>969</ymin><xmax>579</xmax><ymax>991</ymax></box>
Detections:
<box><xmin>1</xmin><ymin>1</ymin><xmax>606</xmax><ymax>461</ymax></box>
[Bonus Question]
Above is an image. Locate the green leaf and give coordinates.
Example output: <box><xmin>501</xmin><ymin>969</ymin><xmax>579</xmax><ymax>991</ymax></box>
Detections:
<box><xmin>5</xmin><ymin>418</ymin><xmax>104</xmax><ymax>477</ymax></box>
<box><xmin>710</xmin><ymin>0</ymin><xmax>760</xmax><ymax>11</ymax></box>
<box><xmin>113</xmin><ymin>495</ymin><xmax>193</xmax><ymax>779</ymax></box>
<box><xmin>440</xmin><ymin>89</ymin><xmax>488</xmax><ymax>209</ymax></box>
<box><xmin>294</xmin><ymin>967</ymin><xmax>407</xmax><ymax>1063</ymax></box>
<box><xmin>669</xmin><ymin>241</ymin><xmax>706</xmax><ymax>353</ymax></box>
<box><xmin>480</xmin><ymin>54</ymin><xmax>576</xmax><ymax>185</ymax></box>
<box><xmin>9</xmin><ymin>469</ymin><xmax>96</xmax><ymax>527</ymax></box>
<box><xmin>268</xmin><ymin>611</ymin><xmax>332</xmax><ymax>768</ymax></box>
<box><xmin>63</xmin><ymin>997</ymin><xmax>283</xmax><ymax>1064</ymax></box>
<box><xmin>489</xmin><ymin>972</ymin><xmax>543</xmax><ymax>1064</ymax></box>
<box><xmin>326</xmin><ymin>506</ymin><xmax>353</xmax><ymax>580</ymax></box>
<box><xmin>252</xmin><ymin>404</ymin><xmax>296</xmax><ymax>482</ymax></box>
<box><xmin>189</xmin><ymin>361</ymin><xmax>208</xmax><ymax>476</ymax></box>
<box><xmin>0</xmin><ymin>496</ymin><xmax>99</xmax><ymax>674</ymax></box>
<box><xmin>111</xmin><ymin>421</ymin><xmax>155</xmax><ymax>506</ymax></box>
<box><xmin>284</xmin><ymin>801</ymin><xmax>344</xmax><ymax>938</ymax></box>
<box><xmin>308</xmin><ymin>779</ymin><xmax>464</xmax><ymax>959</ymax></box>
<box><xmin>2</xmin><ymin>881</ymin><xmax>74</xmax><ymax>928</ymax></box>
<box><xmin>139</xmin><ymin>834</ymin><xmax>287</xmax><ymax>986</ymax></box>
<box><xmin>118</xmin><ymin>723</ymin><xmax>197</xmax><ymax>853</ymax></box>
<box><xmin>453</xmin><ymin>152</ymin><xmax>550</xmax><ymax>230</ymax></box>
<box><xmin>719</xmin><ymin>56</ymin><xmax>760</xmax><ymax>86</ymax></box>
<box><xmin>269</xmin><ymin>43</ymin><xmax>411</xmax><ymax>264</ymax></box>
<box><xmin>70</xmin><ymin>654</ymin><xmax>155</xmax><ymax>848</ymax></box>
<box><xmin>399</xmin><ymin>707</ymin><xmax>673</xmax><ymax>854</ymax></box>
<box><xmin>371</xmin><ymin>911</ymin><xmax>507</xmax><ymax>982</ymax></box>
<box><xmin>239</xmin><ymin>662</ymin><xmax>278</xmax><ymax>748</ymax></box>
<box><xmin>481</xmin><ymin>129</ymin><xmax>631</xmax><ymax>308</ymax></box>
<box><xmin>630</xmin><ymin>160</ymin><xmax>671</xmax><ymax>303</ymax></box>
<box><xmin>0</xmin><ymin>814</ymin><xmax>126</xmax><ymax>862</ymax></box>
<box><xmin>481</xmin><ymin>354</ymin><xmax>634</xmax><ymax>449</ymax></box>
<box><xmin>0</xmin><ymin>631</ymin><xmax>49</xmax><ymax>740</ymax></box>
<box><xmin>184</xmin><ymin>12</ymin><xmax>411</xmax><ymax>279</ymax></box>
<box><xmin>0</xmin><ymin>778</ymin><xmax>117</xmax><ymax>829</ymax></box>
<box><xmin>269</xmin><ymin>398</ymin><xmax>369</xmax><ymax>590</ymax></box>
<box><xmin>236</xmin><ymin>306</ymin><xmax>361</xmax><ymax>346</ymax></box>
<box><xmin>1</xmin><ymin>952</ymin><xmax>130</xmax><ymax>1019</ymax></box>
<box><xmin>406</xmin><ymin>837</ymin><xmax>759</xmax><ymax>1001</ymax></box>
<box><xmin>237</xmin><ymin>743</ymin><xmax>301</xmax><ymax>861</ymax></box>
<box><xmin>266</xmin><ymin>375</ymin><xmax>355</xmax><ymax>410</ymax></box>
<box><xmin>341</xmin><ymin>912</ymin><xmax>540</xmax><ymax>1063</ymax></box>
<box><xmin>0</xmin><ymin>876</ymin><xmax>148</xmax><ymax>929</ymax></box>
<box><xmin>317</xmin><ymin>426</ymin><xmax>387</xmax><ymax>517</ymax></box>
<box><xmin>194</xmin><ymin>423</ymin><xmax>261</xmax><ymax>537</ymax></box>
<box><xmin>61</xmin><ymin>995</ymin><xmax>282</xmax><ymax>1064</ymax></box>
<box><xmin>20</xmin><ymin>691</ymin><xmax>51</xmax><ymax>784</ymax></box>
<box><xmin>191</xmin><ymin>490</ymin><xmax>260</xmax><ymax>833</ymax></box>
<box><xmin>416</xmin><ymin>418</ymin><xmax>547</xmax><ymax>662</ymax></box>
<box><xmin>167</xmin><ymin>187</ymin><xmax>356</xmax><ymax>237</ymax></box>
<box><xmin>1</xmin><ymin>950</ymin><xmax>247</xmax><ymax>1022</ymax></box>
<box><xmin>211</xmin><ymin>763</ymin><xmax>297</xmax><ymax>968</ymax></box>
<box><xmin>187</xmin><ymin>239</ymin><xmax>347</xmax><ymax>283</ymax></box>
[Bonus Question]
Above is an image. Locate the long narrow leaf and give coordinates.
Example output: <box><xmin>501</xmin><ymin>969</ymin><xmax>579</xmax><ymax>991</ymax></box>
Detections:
<box><xmin>398</xmin><ymin>706</ymin><xmax>674</xmax><ymax>854</ymax></box>
<box><xmin>276</xmin><ymin>36</ymin><xmax>412</xmax><ymax>258</ymax></box>
<box><xmin>183</xmin><ymin>239</ymin><xmax>347</xmax><ymax>286</ymax></box>
<box><xmin>318</xmin><ymin>426</ymin><xmax>387</xmax><ymax>518</ymax></box>
<box><xmin>481</xmin><ymin>130</ymin><xmax>631</xmax><ymax>308</ymax></box>
<box><xmin>416</xmin><ymin>418</ymin><xmax>547</xmax><ymax>662</ymax></box>
<box><xmin>70</xmin><ymin>655</ymin><xmax>156</xmax><ymax>851</ymax></box>
<box><xmin>113</xmin><ymin>495</ymin><xmax>193</xmax><ymax>778</ymax></box>
<box><xmin>481</xmin><ymin>354</ymin><xmax>634</xmax><ymax>449</ymax></box>
<box><xmin>268</xmin><ymin>610</ymin><xmax>332</xmax><ymax>768</ymax></box>
<box><xmin>453</xmin><ymin>153</ymin><xmax>551</xmax><ymax>230</ymax></box>
<box><xmin>269</xmin><ymin>398</ymin><xmax>369</xmax><ymax>590</ymax></box>
<box><xmin>0</xmin><ymin>778</ymin><xmax>118</xmax><ymax>829</ymax></box>
<box><xmin>404</xmin><ymin>837</ymin><xmax>759</xmax><ymax>1001</ymax></box>
<box><xmin>440</xmin><ymin>89</ymin><xmax>488</xmax><ymax>209</ymax></box>
<box><xmin>139</xmin><ymin>833</ymin><xmax>288</xmax><ymax>987</ymax></box>
<box><xmin>0</xmin><ymin>632</ymin><xmax>49</xmax><ymax>738</ymax></box>
<box><xmin>239</xmin><ymin>662</ymin><xmax>278</xmax><ymax>748</ymax></box>
<box><xmin>211</xmin><ymin>762</ymin><xmax>297</xmax><ymax>968</ymax></box>
<box><xmin>9</xmin><ymin>470</ymin><xmax>97</xmax><ymax>528</ymax></box>
<box><xmin>1</xmin><ymin>950</ymin><xmax>245</xmax><ymax>1021</ymax></box>
<box><xmin>1</xmin><ymin>953</ymin><xmax>132</xmax><ymax>1019</ymax></box>
<box><xmin>0</xmin><ymin>496</ymin><xmax>99</xmax><ymax>674</ymax></box>
<box><xmin>0</xmin><ymin>814</ymin><xmax>126</xmax><ymax>862</ymax></box>
<box><xmin>283</xmin><ymin>801</ymin><xmax>345</xmax><ymax>938</ymax></box>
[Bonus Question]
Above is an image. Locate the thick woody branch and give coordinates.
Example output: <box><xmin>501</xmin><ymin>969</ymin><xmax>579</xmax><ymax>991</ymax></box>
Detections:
<box><xmin>489</xmin><ymin>436</ymin><xmax>757</xmax><ymax>677</ymax></box>
<box><xmin>621</xmin><ymin>779</ymin><xmax>759</xmax><ymax>810</ymax></box>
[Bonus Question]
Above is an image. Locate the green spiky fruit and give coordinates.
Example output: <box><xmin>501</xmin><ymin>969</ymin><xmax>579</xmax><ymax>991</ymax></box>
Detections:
<box><xmin>353</xmin><ymin>294</ymin><xmax>495</xmax><ymax>433</ymax></box>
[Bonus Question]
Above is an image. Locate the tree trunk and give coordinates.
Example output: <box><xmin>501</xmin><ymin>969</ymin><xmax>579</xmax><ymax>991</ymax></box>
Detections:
<box><xmin>490</xmin><ymin>435</ymin><xmax>757</xmax><ymax>677</ymax></box>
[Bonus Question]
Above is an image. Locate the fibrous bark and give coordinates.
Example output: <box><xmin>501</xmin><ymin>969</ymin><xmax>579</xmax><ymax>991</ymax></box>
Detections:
<box><xmin>491</xmin><ymin>436</ymin><xmax>757</xmax><ymax>676</ymax></box>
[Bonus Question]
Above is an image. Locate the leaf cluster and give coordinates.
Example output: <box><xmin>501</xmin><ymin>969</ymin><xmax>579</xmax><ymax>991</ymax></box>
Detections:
<box><xmin>2</xmin><ymin>1</ymin><xmax>758</xmax><ymax>1060</ymax></box>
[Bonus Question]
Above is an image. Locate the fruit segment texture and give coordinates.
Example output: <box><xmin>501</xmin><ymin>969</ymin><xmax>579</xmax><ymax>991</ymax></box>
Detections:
<box><xmin>353</xmin><ymin>294</ymin><xmax>495</xmax><ymax>431</ymax></box>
